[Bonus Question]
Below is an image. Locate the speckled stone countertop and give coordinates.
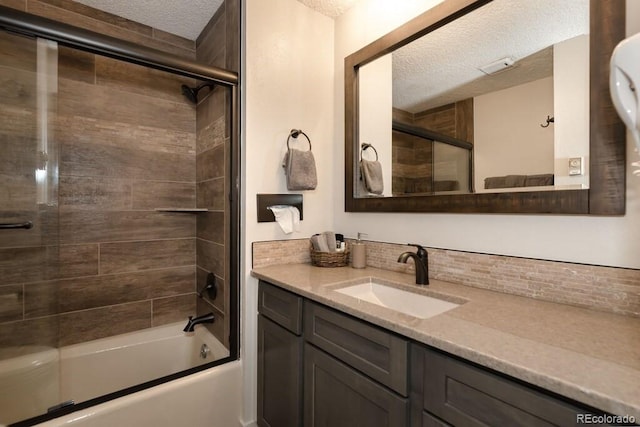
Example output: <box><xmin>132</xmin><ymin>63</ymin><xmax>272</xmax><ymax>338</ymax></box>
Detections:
<box><xmin>251</xmin><ymin>264</ymin><xmax>640</xmax><ymax>419</ymax></box>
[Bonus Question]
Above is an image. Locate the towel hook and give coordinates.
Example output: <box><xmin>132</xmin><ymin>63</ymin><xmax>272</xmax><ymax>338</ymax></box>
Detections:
<box><xmin>287</xmin><ymin>129</ymin><xmax>312</xmax><ymax>151</ymax></box>
<box><xmin>360</xmin><ymin>143</ymin><xmax>378</xmax><ymax>161</ymax></box>
<box><xmin>540</xmin><ymin>115</ymin><xmax>554</xmax><ymax>128</ymax></box>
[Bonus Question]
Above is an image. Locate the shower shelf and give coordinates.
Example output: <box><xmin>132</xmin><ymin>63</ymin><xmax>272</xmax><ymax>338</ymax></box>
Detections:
<box><xmin>154</xmin><ymin>208</ymin><xmax>210</xmax><ymax>213</ymax></box>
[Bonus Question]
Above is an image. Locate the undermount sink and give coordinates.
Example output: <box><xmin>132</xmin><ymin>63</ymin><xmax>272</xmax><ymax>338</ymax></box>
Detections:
<box><xmin>335</xmin><ymin>280</ymin><xmax>460</xmax><ymax>319</ymax></box>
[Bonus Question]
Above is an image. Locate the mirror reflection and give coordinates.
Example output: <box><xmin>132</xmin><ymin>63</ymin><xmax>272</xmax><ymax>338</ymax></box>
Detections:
<box><xmin>357</xmin><ymin>0</ymin><xmax>589</xmax><ymax>198</ymax></box>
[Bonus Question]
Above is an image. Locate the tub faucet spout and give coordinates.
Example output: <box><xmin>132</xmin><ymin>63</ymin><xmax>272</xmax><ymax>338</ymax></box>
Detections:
<box><xmin>183</xmin><ymin>312</ymin><xmax>215</xmax><ymax>332</ymax></box>
<box><xmin>397</xmin><ymin>244</ymin><xmax>429</xmax><ymax>285</ymax></box>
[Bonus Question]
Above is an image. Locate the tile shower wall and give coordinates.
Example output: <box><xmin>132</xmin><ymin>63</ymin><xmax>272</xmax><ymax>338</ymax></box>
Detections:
<box><xmin>252</xmin><ymin>239</ymin><xmax>640</xmax><ymax>317</ymax></box>
<box><xmin>0</xmin><ymin>0</ymin><xmax>199</xmax><ymax>347</ymax></box>
<box><xmin>391</xmin><ymin>101</ymin><xmax>473</xmax><ymax>195</ymax></box>
<box><xmin>0</xmin><ymin>30</ymin><xmax>61</xmax><ymax>348</ymax></box>
<box><xmin>194</xmin><ymin>0</ymin><xmax>240</xmax><ymax>348</ymax></box>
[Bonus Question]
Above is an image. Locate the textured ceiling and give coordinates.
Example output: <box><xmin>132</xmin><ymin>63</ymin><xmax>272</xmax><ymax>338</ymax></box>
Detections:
<box><xmin>72</xmin><ymin>0</ymin><xmax>355</xmax><ymax>41</ymax></box>
<box><xmin>70</xmin><ymin>0</ymin><xmax>585</xmax><ymax>111</ymax></box>
<box><xmin>297</xmin><ymin>0</ymin><xmax>359</xmax><ymax>18</ymax></box>
<box><xmin>73</xmin><ymin>0</ymin><xmax>224</xmax><ymax>40</ymax></box>
<box><xmin>392</xmin><ymin>0</ymin><xmax>589</xmax><ymax>113</ymax></box>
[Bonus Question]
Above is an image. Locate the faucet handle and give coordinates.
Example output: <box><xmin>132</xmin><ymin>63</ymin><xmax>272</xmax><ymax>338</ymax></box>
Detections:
<box><xmin>408</xmin><ymin>243</ymin><xmax>427</xmax><ymax>257</ymax></box>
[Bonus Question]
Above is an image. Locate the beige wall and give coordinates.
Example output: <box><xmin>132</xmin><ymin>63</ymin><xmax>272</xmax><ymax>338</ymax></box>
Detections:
<box><xmin>242</xmin><ymin>0</ymin><xmax>334</xmax><ymax>423</ymax></box>
<box><xmin>474</xmin><ymin>76</ymin><xmax>555</xmax><ymax>191</ymax></box>
<box><xmin>358</xmin><ymin>55</ymin><xmax>393</xmax><ymax>197</ymax></box>
<box><xmin>553</xmin><ymin>34</ymin><xmax>590</xmax><ymax>188</ymax></box>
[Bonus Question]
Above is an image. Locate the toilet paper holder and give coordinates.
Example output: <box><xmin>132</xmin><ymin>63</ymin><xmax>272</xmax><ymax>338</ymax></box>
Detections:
<box><xmin>257</xmin><ymin>194</ymin><xmax>303</xmax><ymax>222</ymax></box>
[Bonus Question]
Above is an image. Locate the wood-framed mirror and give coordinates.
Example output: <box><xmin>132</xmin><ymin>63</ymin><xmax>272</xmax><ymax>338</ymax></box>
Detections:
<box><xmin>345</xmin><ymin>0</ymin><xmax>626</xmax><ymax>214</ymax></box>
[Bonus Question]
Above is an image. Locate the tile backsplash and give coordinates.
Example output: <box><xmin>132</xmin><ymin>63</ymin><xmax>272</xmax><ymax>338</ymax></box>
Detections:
<box><xmin>252</xmin><ymin>239</ymin><xmax>311</xmax><ymax>268</ymax></box>
<box><xmin>252</xmin><ymin>238</ymin><xmax>640</xmax><ymax>317</ymax></box>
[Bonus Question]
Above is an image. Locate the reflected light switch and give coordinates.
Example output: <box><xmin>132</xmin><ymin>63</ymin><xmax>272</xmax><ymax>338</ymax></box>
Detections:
<box><xmin>568</xmin><ymin>157</ymin><xmax>583</xmax><ymax>176</ymax></box>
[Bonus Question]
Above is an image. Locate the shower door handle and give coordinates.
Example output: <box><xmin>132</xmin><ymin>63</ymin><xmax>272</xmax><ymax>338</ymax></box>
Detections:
<box><xmin>0</xmin><ymin>221</ymin><xmax>33</xmax><ymax>229</ymax></box>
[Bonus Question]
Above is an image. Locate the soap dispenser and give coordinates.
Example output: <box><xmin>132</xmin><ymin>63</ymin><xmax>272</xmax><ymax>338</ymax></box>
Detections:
<box><xmin>351</xmin><ymin>232</ymin><xmax>367</xmax><ymax>269</ymax></box>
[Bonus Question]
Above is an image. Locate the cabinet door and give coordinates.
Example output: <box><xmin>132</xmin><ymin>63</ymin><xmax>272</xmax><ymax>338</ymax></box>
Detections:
<box><xmin>422</xmin><ymin>411</ymin><xmax>452</xmax><ymax>427</ymax></box>
<box><xmin>257</xmin><ymin>315</ymin><xmax>303</xmax><ymax>427</ymax></box>
<box><xmin>304</xmin><ymin>343</ymin><xmax>408</xmax><ymax>427</ymax></box>
<box><xmin>413</xmin><ymin>345</ymin><xmax>590</xmax><ymax>427</ymax></box>
<box><xmin>304</xmin><ymin>300</ymin><xmax>408</xmax><ymax>395</ymax></box>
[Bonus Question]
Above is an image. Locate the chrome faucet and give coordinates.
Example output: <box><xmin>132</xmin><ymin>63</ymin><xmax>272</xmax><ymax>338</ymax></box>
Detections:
<box><xmin>183</xmin><ymin>312</ymin><xmax>215</xmax><ymax>332</ymax></box>
<box><xmin>397</xmin><ymin>244</ymin><xmax>429</xmax><ymax>285</ymax></box>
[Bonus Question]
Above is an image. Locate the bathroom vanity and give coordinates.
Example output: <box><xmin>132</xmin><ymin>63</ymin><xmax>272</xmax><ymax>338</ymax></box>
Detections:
<box><xmin>252</xmin><ymin>265</ymin><xmax>640</xmax><ymax>427</ymax></box>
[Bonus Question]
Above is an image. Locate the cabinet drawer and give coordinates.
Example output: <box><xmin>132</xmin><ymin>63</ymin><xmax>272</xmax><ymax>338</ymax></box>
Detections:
<box><xmin>304</xmin><ymin>343</ymin><xmax>408</xmax><ymax>427</ymax></box>
<box><xmin>415</xmin><ymin>346</ymin><xmax>589</xmax><ymax>427</ymax></box>
<box><xmin>258</xmin><ymin>280</ymin><xmax>302</xmax><ymax>335</ymax></box>
<box><xmin>304</xmin><ymin>300</ymin><xmax>408</xmax><ymax>396</ymax></box>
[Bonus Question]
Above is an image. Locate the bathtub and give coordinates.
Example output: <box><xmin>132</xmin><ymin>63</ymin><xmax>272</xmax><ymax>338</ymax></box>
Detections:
<box><xmin>35</xmin><ymin>361</ymin><xmax>242</xmax><ymax>427</ymax></box>
<box><xmin>0</xmin><ymin>346</ymin><xmax>60</xmax><ymax>425</ymax></box>
<box><xmin>0</xmin><ymin>322</ymin><xmax>240</xmax><ymax>427</ymax></box>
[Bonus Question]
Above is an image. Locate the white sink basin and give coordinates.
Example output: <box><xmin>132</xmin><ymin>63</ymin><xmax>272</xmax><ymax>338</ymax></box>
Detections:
<box><xmin>335</xmin><ymin>281</ymin><xmax>460</xmax><ymax>319</ymax></box>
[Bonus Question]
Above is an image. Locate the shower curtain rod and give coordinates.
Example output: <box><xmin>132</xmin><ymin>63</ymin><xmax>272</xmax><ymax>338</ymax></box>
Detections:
<box><xmin>0</xmin><ymin>5</ymin><xmax>238</xmax><ymax>86</ymax></box>
<box><xmin>392</xmin><ymin>121</ymin><xmax>473</xmax><ymax>151</ymax></box>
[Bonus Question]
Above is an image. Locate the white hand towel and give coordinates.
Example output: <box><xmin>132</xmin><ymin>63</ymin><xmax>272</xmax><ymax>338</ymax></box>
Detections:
<box><xmin>268</xmin><ymin>205</ymin><xmax>300</xmax><ymax>234</ymax></box>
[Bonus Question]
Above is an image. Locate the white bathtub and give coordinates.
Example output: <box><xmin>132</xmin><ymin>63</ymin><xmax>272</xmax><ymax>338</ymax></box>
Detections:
<box><xmin>0</xmin><ymin>322</ymin><xmax>240</xmax><ymax>427</ymax></box>
<box><xmin>0</xmin><ymin>346</ymin><xmax>60</xmax><ymax>425</ymax></box>
<box><xmin>36</xmin><ymin>361</ymin><xmax>242</xmax><ymax>427</ymax></box>
<box><xmin>59</xmin><ymin>321</ymin><xmax>229</xmax><ymax>403</ymax></box>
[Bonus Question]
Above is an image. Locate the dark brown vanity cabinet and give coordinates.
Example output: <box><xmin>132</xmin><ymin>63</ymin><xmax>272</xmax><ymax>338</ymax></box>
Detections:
<box><xmin>410</xmin><ymin>345</ymin><xmax>598</xmax><ymax>427</ymax></box>
<box><xmin>257</xmin><ymin>281</ymin><xmax>303</xmax><ymax>427</ymax></box>
<box><xmin>304</xmin><ymin>343</ymin><xmax>408</xmax><ymax>427</ymax></box>
<box><xmin>257</xmin><ymin>281</ymin><xmax>409</xmax><ymax>427</ymax></box>
<box><xmin>303</xmin><ymin>300</ymin><xmax>410</xmax><ymax>426</ymax></box>
<box><xmin>257</xmin><ymin>280</ymin><xmax>609</xmax><ymax>427</ymax></box>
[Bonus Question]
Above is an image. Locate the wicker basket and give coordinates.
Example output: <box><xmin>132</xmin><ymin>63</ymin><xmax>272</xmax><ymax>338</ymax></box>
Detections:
<box><xmin>310</xmin><ymin>245</ymin><xmax>350</xmax><ymax>267</ymax></box>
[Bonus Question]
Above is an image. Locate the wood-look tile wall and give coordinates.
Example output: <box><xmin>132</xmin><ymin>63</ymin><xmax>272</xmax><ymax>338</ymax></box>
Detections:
<box><xmin>392</xmin><ymin>100</ymin><xmax>473</xmax><ymax>195</ymax></box>
<box><xmin>194</xmin><ymin>0</ymin><xmax>240</xmax><ymax>349</ymax></box>
<box><xmin>0</xmin><ymin>0</ymin><xmax>200</xmax><ymax>351</ymax></box>
<box><xmin>0</xmin><ymin>29</ymin><xmax>61</xmax><ymax>349</ymax></box>
<box><xmin>392</xmin><ymin>130</ymin><xmax>433</xmax><ymax>195</ymax></box>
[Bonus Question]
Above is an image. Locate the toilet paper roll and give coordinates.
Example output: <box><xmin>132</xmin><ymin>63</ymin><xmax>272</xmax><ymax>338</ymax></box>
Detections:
<box><xmin>268</xmin><ymin>205</ymin><xmax>300</xmax><ymax>234</ymax></box>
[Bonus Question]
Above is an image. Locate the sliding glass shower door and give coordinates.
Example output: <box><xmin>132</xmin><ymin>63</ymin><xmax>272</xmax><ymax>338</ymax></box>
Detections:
<box><xmin>0</xmin><ymin>30</ymin><xmax>60</xmax><ymax>425</ymax></box>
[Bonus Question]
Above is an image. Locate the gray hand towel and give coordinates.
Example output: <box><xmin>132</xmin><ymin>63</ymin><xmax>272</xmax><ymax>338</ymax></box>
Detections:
<box><xmin>311</xmin><ymin>234</ymin><xmax>330</xmax><ymax>252</ymax></box>
<box><xmin>360</xmin><ymin>159</ymin><xmax>383</xmax><ymax>194</ymax></box>
<box><xmin>283</xmin><ymin>148</ymin><xmax>317</xmax><ymax>190</ymax></box>
<box><xmin>310</xmin><ymin>235</ymin><xmax>322</xmax><ymax>251</ymax></box>
<box><xmin>322</xmin><ymin>231</ymin><xmax>337</xmax><ymax>252</ymax></box>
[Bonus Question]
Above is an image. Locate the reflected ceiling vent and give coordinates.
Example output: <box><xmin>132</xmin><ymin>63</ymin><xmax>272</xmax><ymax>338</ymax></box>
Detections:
<box><xmin>478</xmin><ymin>57</ymin><xmax>516</xmax><ymax>75</ymax></box>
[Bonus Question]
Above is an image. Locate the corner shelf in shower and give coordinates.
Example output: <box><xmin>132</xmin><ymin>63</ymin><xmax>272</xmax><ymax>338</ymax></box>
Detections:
<box><xmin>154</xmin><ymin>208</ymin><xmax>210</xmax><ymax>213</ymax></box>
